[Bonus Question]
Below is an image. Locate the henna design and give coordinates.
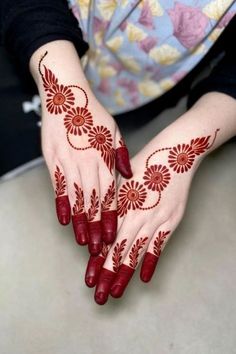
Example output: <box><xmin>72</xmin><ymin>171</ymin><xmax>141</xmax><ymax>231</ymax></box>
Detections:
<box><xmin>101</xmin><ymin>243</ymin><xmax>110</xmax><ymax>258</ymax></box>
<box><xmin>119</xmin><ymin>137</ymin><xmax>126</xmax><ymax>147</ymax></box>
<box><xmin>143</xmin><ymin>164</ymin><xmax>171</xmax><ymax>192</ymax></box>
<box><xmin>54</xmin><ymin>166</ymin><xmax>66</xmax><ymax>197</ymax></box>
<box><xmin>117</xmin><ymin>129</ymin><xmax>220</xmax><ymax>217</ymax></box>
<box><xmin>64</xmin><ymin>107</ymin><xmax>93</xmax><ymax>135</ymax></box>
<box><xmin>153</xmin><ymin>231</ymin><xmax>170</xmax><ymax>258</ymax></box>
<box><xmin>129</xmin><ymin>237</ymin><xmax>148</xmax><ymax>269</ymax></box>
<box><xmin>117</xmin><ymin>181</ymin><xmax>147</xmax><ymax>217</ymax></box>
<box><xmin>101</xmin><ymin>181</ymin><xmax>116</xmax><ymax>212</ymax></box>
<box><xmin>38</xmin><ymin>52</ymin><xmax>116</xmax><ymax>174</ymax></box>
<box><xmin>87</xmin><ymin>189</ymin><xmax>99</xmax><ymax>222</ymax></box>
<box><xmin>72</xmin><ymin>183</ymin><xmax>84</xmax><ymax>215</ymax></box>
<box><xmin>112</xmin><ymin>239</ymin><xmax>127</xmax><ymax>272</ymax></box>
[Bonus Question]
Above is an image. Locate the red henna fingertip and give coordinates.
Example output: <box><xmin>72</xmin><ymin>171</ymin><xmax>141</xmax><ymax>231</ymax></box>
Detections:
<box><xmin>72</xmin><ymin>213</ymin><xmax>88</xmax><ymax>245</ymax></box>
<box><xmin>85</xmin><ymin>255</ymin><xmax>106</xmax><ymax>288</ymax></box>
<box><xmin>55</xmin><ymin>196</ymin><xmax>71</xmax><ymax>225</ymax></box>
<box><xmin>88</xmin><ymin>221</ymin><xmax>103</xmax><ymax>256</ymax></box>
<box><xmin>101</xmin><ymin>210</ymin><xmax>117</xmax><ymax>244</ymax></box>
<box><xmin>140</xmin><ymin>252</ymin><xmax>159</xmax><ymax>283</ymax></box>
<box><xmin>95</xmin><ymin>268</ymin><xmax>116</xmax><ymax>305</ymax></box>
<box><xmin>110</xmin><ymin>264</ymin><xmax>135</xmax><ymax>298</ymax></box>
<box><xmin>116</xmin><ymin>146</ymin><xmax>133</xmax><ymax>179</ymax></box>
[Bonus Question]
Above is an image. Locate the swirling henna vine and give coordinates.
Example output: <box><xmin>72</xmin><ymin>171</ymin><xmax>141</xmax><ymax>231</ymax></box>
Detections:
<box><xmin>117</xmin><ymin>129</ymin><xmax>220</xmax><ymax>217</ymax></box>
<box><xmin>112</xmin><ymin>239</ymin><xmax>127</xmax><ymax>272</ymax></box>
<box><xmin>38</xmin><ymin>51</ymin><xmax>115</xmax><ymax>173</ymax></box>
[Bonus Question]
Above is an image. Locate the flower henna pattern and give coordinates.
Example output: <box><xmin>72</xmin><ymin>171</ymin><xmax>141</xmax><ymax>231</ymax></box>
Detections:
<box><xmin>64</xmin><ymin>107</ymin><xmax>93</xmax><ymax>136</ymax></box>
<box><xmin>117</xmin><ymin>129</ymin><xmax>220</xmax><ymax>217</ymax></box>
<box><xmin>129</xmin><ymin>237</ymin><xmax>149</xmax><ymax>269</ymax></box>
<box><xmin>143</xmin><ymin>164</ymin><xmax>171</xmax><ymax>192</ymax></box>
<box><xmin>153</xmin><ymin>231</ymin><xmax>170</xmax><ymax>258</ymax></box>
<box><xmin>101</xmin><ymin>181</ymin><xmax>116</xmax><ymax>212</ymax></box>
<box><xmin>72</xmin><ymin>183</ymin><xmax>84</xmax><ymax>215</ymax></box>
<box><xmin>38</xmin><ymin>51</ymin><xmax>116</xmax><ymax>173</ymax></box>
<box><xmin>87</xmin><ymin>189</ymin><xmax>99</xmax><ymax>222</ymax></box>
<box><xmin>168</xmin><ymin>144</ymin><xmax>195</xmax><ymax>173</ymax></box>
<box><xmin>112</xmin><ymin>239</ymin><xmax>127</xmax><ymax>272</ymax></box>
<box><xmin>54</xmin><ymin>165</ymin><xmax>66</xmax><ymax>197</ymax></box>
<box><xmin>117</xmin><ymin>181</ymin><xmax>147</xmax><ymax>217</ymax></box>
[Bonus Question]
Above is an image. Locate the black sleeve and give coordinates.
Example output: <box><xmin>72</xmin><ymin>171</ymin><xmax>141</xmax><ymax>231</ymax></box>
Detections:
<box><xmin>0</xmin><ymin>0</ymin><xmax>88</xmax><ymax>74</ymax></box>
<box><xmin>188</xmin><ymin>15</ymin><xmax>236</xmax><ymax>108</ymax></box>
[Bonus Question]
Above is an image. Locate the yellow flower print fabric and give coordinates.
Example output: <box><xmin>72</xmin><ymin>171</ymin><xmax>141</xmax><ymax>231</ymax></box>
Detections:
<box><xmin>68</xmin><ymin>0</ymin><xmax>236</xmax><ymax>114</ymax></box>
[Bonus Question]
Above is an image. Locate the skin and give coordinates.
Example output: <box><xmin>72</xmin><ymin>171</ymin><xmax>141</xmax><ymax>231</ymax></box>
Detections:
<box><xmin>29</xmin><ymin>40</ymin><xmax>132</xmax><ymax>255</ymax></box>
<box><xmin>84</xmin><ymin>92</ymin><xmax>236</xmax><ymax>304</ymax></box>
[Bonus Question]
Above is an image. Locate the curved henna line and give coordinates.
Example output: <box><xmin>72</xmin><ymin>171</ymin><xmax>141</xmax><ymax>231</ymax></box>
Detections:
<box><xmin>139</xmin><ymin>191</ymin><xmax>161</xmax><ymax>211</ymax></box>
<box><xmin>67</xmin><ymin>85</ymin><xmax>88</xmax><ymax>109</ymax></box>
<box><xmin>38</xmin><ymin>51</ymin><xmax>48</xmax><ymax>78</ymax></box>
<box><xmin>66</xmin><ymin>131</ymin><xmax>92</xmax><ymax>151</ymax></box>
<box><xmin>146</xmin><ymin>147</ymin><xmax>172</xmax><ymax>168</ymax></box>
<box><xmin>207</xmin><ymin>128</ymin><xmax>220</xmax><ymax>150</ymax></box>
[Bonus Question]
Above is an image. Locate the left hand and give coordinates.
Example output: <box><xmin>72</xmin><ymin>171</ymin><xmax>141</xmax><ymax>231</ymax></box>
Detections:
<box><xmin>85</xmin><ymin>124</ymin><xmax>220</xmax><ymax>304</ymax></box>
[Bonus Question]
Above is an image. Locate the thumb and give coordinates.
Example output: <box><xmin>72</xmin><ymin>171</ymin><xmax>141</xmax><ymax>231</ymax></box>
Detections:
<box><xmin>115</xmin><ymin>137</ymin><xmax>133</xmax><ymax>178</ymax></box>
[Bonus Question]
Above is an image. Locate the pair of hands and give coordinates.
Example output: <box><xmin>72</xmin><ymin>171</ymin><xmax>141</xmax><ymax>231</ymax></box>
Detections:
<box><xmin>37</xmin><ymin>50</ymin><xmax>221</xmax><ymax>305</ymax></box>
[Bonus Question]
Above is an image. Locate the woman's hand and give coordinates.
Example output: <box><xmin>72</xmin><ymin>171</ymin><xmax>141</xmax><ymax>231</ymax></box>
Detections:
<box><xmin>84</xmin><ymin>92</ymin><xmax>236</xmax><ymax>304</ymax></box>
<box><xmin>29</xmin><ymin>41</ymin><xmax>132</xmax><ymax>256</ymax></box>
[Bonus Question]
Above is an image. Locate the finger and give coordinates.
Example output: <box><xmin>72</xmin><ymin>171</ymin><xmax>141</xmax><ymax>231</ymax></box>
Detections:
<box><xmin>140</xmin><ymin>229</ymin><xmax>171</xmax><ymax>283</ymax></box>
<box><xmin>115</xmin><ymin>135</ymin><xmax>133</xmax><ymax>179</ymax></box>
<box><xmin>53</xmin><ymin>165</ymin><xmax>71</xmax><ymax>225</ymax></box>
<box><xmin>85</xmin><ymin>243</ymin><xmax>111</xmax><ymax>288</ymax></box>
<box><xmin>81</xmin><ymin>169</ymin><xmax>102</xmax><ymax>256</ymax></box>
<box><xmin>100</xmin><ymin>175</ymin><xmax>117</xmax><ymax>244</ymax></box>
<box><xmin>94</xmin><ymin>220</ymin><xmax>141</xmax><ymax>305</ymax></box>
<box><xmin>110</xmin><ymin>233</ymin><xmax>150</xmax><ymax>298</ymax></box>
<box><xmin>71</xmin><ymin>181</ymin><xmax>88</xmax><ymax>245</ymax></box>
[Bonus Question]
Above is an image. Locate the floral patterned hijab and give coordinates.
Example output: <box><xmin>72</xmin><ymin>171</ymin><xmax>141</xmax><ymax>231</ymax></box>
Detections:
<box><xmin>68</xmin><ymin>0</ymin><xmax>236</xmax><ymax>114</ymax></box>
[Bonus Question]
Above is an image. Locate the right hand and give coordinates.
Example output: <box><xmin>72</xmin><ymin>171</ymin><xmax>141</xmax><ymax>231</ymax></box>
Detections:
<box><xmin>37</xmin><ymin>51</ymin><xmax>132</xmax><ymax>256</ymax></box>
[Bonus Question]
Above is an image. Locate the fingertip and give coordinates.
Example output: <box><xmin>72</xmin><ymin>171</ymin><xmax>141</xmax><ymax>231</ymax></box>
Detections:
<box><xmin>102</xmin><ymin>211</ymin><xmax>117</xmax><ymax>245</ymax></box>
<box><xmin>115</xmin><ymin>147</ymin><xmax>133</xmax><ymax>179</ymax></box>
<box><xmin>72</xmin><ymin>214</ymin><xmax>89</xmax><ymax>245</ymax></box>
<box><xmin>55</xmin><ymin>196</ymin><xmax>71</xmax><ymax>225</ymax></box>
<box><xmin>95</xmin><ymin>268</ymin><xmax>116</xmax><ymax>305</ymax></box>
<box><xmin>88</xmin><ymin>221</ymin><xmax>103</xmax><ymax>256</ymax></box>
<box><xmin>110</xmin><ymin>264</ymin><xmax>135</xmax><ymax>298</ymax></box>
<box><xmin>85</xmin><ymin>255</ymin><xmax>105</xmax><ymax>288</ymax></box>
<box><xmin>140</xmin><ymin>252</ymin><xmax>158</xmax><ymax>283</ymax></box>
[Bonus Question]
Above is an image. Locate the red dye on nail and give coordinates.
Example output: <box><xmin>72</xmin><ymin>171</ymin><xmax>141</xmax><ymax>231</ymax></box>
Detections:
<box><xmin>85</xmin><ymin>255</ymin><xmax>106</xmax><ymax>288</ymax></box>
<box><xmin>88</xmin><ymin>221</ymin><xmax>102</xmax><ymax>256</ymax></box>
<box><xmin>110</xmin><ymin>264</ymin><xmax>135</xmax><ymax>298</ymax></box>
<box><xmin>140</xmin><ymin>252</ymin><xmax>159</xmax><ymax>283</ymax></box>
<box><xmin>101</xmin><ymin>210</ymin><xmax>117</xmax><ymax>244</ymax></box>
<box><xmin>95</xmin><ymin>268</ymin><xmax>116</xmax><ymax>305</ymax></box>
<box><xmin>72</xmin><ymin>213</ymin><xmax>88</xmax><ymax>245</ymax></box>
<box><xmin>116</xmin><ymin>146</ymin><xmax>133</xmax><ymax>179</ymax></box>
<box><xmin>55</xmin><ymin>196</ymin><xmax>71</xmax><ymax>225</ymax></box>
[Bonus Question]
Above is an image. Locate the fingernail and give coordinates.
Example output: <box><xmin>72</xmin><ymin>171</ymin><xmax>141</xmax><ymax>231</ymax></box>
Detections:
<box><xmin>103</xmin><ymin>231</ymin><xmax>116</xmax><ymax>245</ymax></box>
<box><xmin>89</xmin><ymin>243</ymin><xmax>102</xmax><ymax>256</ymax></box>
<box><xmin>110</xmin><ymin>284</ymin><xmax>123</xmax><ymax>298</ymax></box>
<box><xmin>85</xmin><ymin>276</ymin><xmax>96</xmax><ymax>288</ymax></box>
<box><xmin>60</xmin><ymin>214</ymin><xmax>70</xmax><ymax>225</ymax></box>
<box><xmin>116</xmin><ymin>147</ymin><xmax>133</xmax><ymax>179</ymax></box>
<box><xmin>95</xmin><ymin>291</ymin><xmax>108</xmax><ymax>305</ymax></box>
<box><xmin>140</xmin><ymin>270</ymin><xmax>151</xmax><ymax>283</ymax></box>
<box><xmin>78</xmin><ymin>232</ymin><xmax>88</xmax><ymax>245</ymax></box>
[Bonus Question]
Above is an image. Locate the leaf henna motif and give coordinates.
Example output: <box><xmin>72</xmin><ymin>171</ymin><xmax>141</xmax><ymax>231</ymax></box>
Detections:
<box><xmin>119</xmin><ymin>137</ymin><xmax>126</xmax><ymax>147</ymax></box>
<box><xmin>101</xmin><ymin>148</ymin><xmax>116</xmax><ymax>173</ymax></box>
<box><xmin>42</xmin><ymin>65</ymin><xmax>58</xmax><ymax>91</ymax></box>
<box><xmin>190</xmin><ymin>136</ymin><xmax>210</xmax><ymax>155</ymax></box>
<box><xmin>54</xmin><ymin>166</ymin><xmax>66</xmax><ymax>197</ymax></box>
<box><xmin>87</xmin><ymin>189</ymin><xmax>99</xmax><ymax>222</ymax></box>
<box><xmin>72</xmin><ymin>183</ymin><xmax>84</xmax><ymax>215</ymax></box>
<box><xmin>153</xmin><ymin>231</ymin><xmax>170</xmax><ymax>258</ymax></box>
<box><xmin>129</xmin><ymin>237</ymin><xmax>148</xmax><ymax>269</ymax></box>
<box><xmin>101</xmin><ymin>243</ymin><xmax>110</xmax><ymax>258</ymax></box>
<box><xmin>101</xmin><ymin>181</ymin><xmax>116</xmax><ymax>212</ymax></box>
<box><xmin>112</xmin><ymin>239</ymin><xmax>127</xmax><ymax>272</ymax></box>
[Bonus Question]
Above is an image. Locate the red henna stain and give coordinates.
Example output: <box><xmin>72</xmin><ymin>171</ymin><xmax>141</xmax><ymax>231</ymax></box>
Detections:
<box><xmin>101</xmin><ymin>243</ymin><xmax>111</xmax><ymax>258</ymax></box>
<box><xmin>85</xmin><ymin>255</ymin><xmax>106</xmax><ymax>288</ymax></box>
<box><xmin>54</xmin><ymin>165</ymin><xmax>66</xmax><ymax>197</ymax></box>
<box><xmin>101</xmin><ymin>210</ymin><xmax>117</xmax><ymax>244</ymax></box>
<box><xmin>72</xmin><ymin>213</ymin><xmax>88</xmax><ymax>245</ymax></box>
<box><xmin>112</xmin><ymin>239</ymin><xmax>127</xmax><ymax>272</ymax></box>
<box><xmin>168</xmin><ymin>143</ymin><xmax>195</xmax><ymax>173</ymax></box>
<box><xmin>88</xmin><ymin>221</ymin><xmax>102</xmax><ymax>256</ymax></box>
<box><xmin>153</xmin><ymin>230</ymin><xmax>170</xmax><ymax>258</ymax></box>
<box><xmin>140</xmin><ymin>252</ymin><xmax>159</xmax><ymax>282</ymax></box>
<box><xmin>129</xmin><ymin>237</ymin><xmax>148</xmax><ymax>269</ymax></box>
<box><xmin>110</xmin><ymin>264</ymin><xmax>135</xmax><ymax>298</ymax></box>
<box><xmin>115</xmin><ymin>146</ymin><xmax>133</xmax><ymax>178</ymax></box>
<box><xmin>87</xmin><ymin>189</ymin><xmax>99</xmax><ymax>222</ymax></box>
<box><xmin>95</xmin><ymin>268</ymin><xmax>116</xmax><ymax>305</ymax></box>
<box><xmin>101</xmin><ymin>181</ymin><xmax>116</xmax><ymax>212</ymax></box>
<box><xmin>117</xmin><ymin>180</ymin><xmax>147</xmax><ymax>217</ymax></box>
<box><xmin>143</xmin><ymin>164</ymin><xmax>171</xmax><ymax>192</ymax></box>
<box><xmin>64</xmin><ymin>106</ymin><xmax>93</xmax><ymax>136</ymax></box>
<box><xmin>55</xmin><ymin>195</ymin><xmax>71</xmax><ymax>225</ymax></box>
<box><xmin>72</xmin><ymin>183</ymin><xmax>84</xmax><ymax>215</ymax></box>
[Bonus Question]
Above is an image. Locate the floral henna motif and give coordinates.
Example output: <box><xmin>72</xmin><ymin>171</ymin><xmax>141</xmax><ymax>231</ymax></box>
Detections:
<box><xmin>153</xmin><ymin>231</ymin><xmax>170</xmax><ymax>258</ymax></box>
<box><xmin>112</xmin><ymin>239</ymin><xmax>127</xmax><ymax>272</ymax></box>
<box><xmin>38</xmin><ymin>51</ymin><xmax>115</xmax><ymax>174</ymax></box>
<box><xmin>101</xmin><ymin>181</ymin><xmax>116</xmax><ymax>212</ymax></box>
<box><xmin>87</xmin><ymin>189</ymin><xmax>99</xmax><ymax>222</ymax></box>
<box><xmin>72</xmin><ymin>183</ymin><xmax>84</xmax><ymax>215</ymax></box>
<box><xmin>117</xmin><ymin>181</ymin><xmax>147</xmax><ymax>217</ymax></box>
<box><xmin>64</xmin><ymin>107</ymin><xmax>93</xmax><ymax>135</ymax></box>
<box><xmin>54</xmin><ymin>166</ymin><xmax>66</xmax><ymax>197</ymax></box>
<box><xmin>117</xmin><ymin>130</ymin><xmax>220</xmax><ymax>217</ymax></box>
<box><xmin>143</xmin><ymin>164</ymin><xmax>171</xmax><ymax>192</ymax></box>
<box><xmin>129</xmin><ymin>237</ymin><xmax>148</xmax><ymax>269</ymax></box>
